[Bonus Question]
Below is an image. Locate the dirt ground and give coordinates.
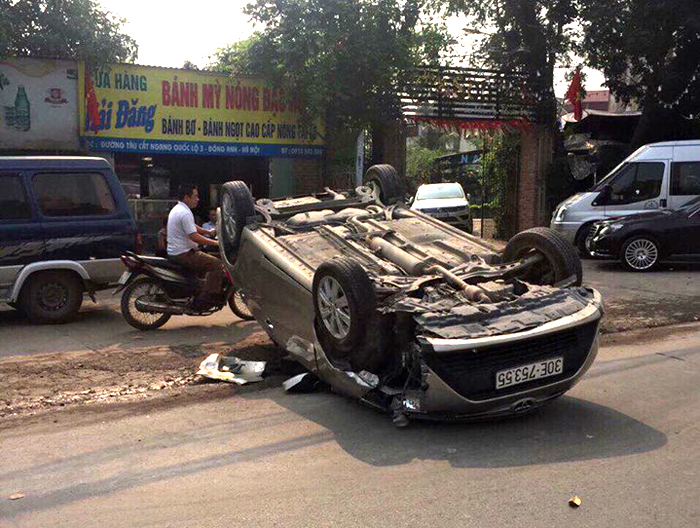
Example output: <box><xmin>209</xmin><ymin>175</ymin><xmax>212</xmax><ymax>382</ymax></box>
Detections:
<box><xmin>0</xmin><ymin>331</ymin><xmax>295</xmax><ymax>424</ymax></box>
<box><xmin>1</xmin><ymin>256</ymin><xmax>698</xmax><ymax>423</ymax></box>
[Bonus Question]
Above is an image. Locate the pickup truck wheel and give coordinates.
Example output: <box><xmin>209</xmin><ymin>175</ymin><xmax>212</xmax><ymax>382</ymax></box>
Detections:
<box><xmin>220</xmin><ymin>181</ymin><xmax>255</xmax><ymax>263</ymax></box>
<box><xmin>364</xmin><ymin>164</ymin><xmax>406</xmax><ymax>205</ymax></box>
<box><xmin>503</xmin><ymin>227</ymin><xmax>582</xmax><ymax>286</ymax></box>
<box><xmin>313</xmin><ymin>258</ymin><xmax>376</xmax><ymax>363</ymax></box>
<box><xmin>20</xmin><ymin>271</ymin><xmax>83</xmax><ymax>324</ymax></box>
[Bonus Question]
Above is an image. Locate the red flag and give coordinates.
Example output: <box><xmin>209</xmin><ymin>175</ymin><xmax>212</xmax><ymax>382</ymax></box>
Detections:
<box><xmin>84</xmin><ymin>65</ymin><xmax>101</xmax><ymax>133</ymax></box>
<box><xmin>565</xmin><ymin>69</ymin><xmax>583</xmax><ymax>121</ymax></box>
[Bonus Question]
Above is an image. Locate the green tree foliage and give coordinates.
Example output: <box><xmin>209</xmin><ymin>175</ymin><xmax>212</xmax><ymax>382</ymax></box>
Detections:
<box><xmin>481</xmin><ymin>132</ymin><xmax>520</xmax><ymax>239</ymax></box>
<box><xmin>580</xmin><ymin>0</ymin><xmax>700</xmax><ymax>145</ymax></box>
<box><xmin>0</xmin><ymin>0</ymin><xmax>137</xmax><ymax>63</ymax></box>
<box><xmin>406</xmin><ymin>144</ymin><xmax>448</xmax><ymax>189</ymax></box>
<box><xmin>212</xmin><ymin>0</ymin><xmax>453</xmax><ymax>130</ymax></box>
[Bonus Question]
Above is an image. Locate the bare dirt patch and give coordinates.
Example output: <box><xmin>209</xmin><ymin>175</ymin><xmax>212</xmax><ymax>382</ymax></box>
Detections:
<box><xmin>0</xmin><ymin>331</ymin><xmax>296</xmax><ymax>423</ymax></box>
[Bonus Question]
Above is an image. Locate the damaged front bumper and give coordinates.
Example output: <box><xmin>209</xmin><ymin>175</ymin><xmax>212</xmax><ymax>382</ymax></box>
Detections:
<box><xmin>315</xmin><ymin>289</ymin><xmax>603</xmax><ymax>421</ymax></box>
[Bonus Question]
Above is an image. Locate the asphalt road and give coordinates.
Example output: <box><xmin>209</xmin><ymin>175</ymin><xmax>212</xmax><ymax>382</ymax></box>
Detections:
<box><xmin>1</xmin><ymin>323</ymin><xmax>699</xmax><ymax>528</ymax></box>
<box><xmin>1</xmin><ymin>260</ymin><xmax>699</xmax><ymax>359</ymax></box>
<box><xmin>0</xmin><ymin>293</ymin><xmax>253</xmax><ymax>360</ymax></box>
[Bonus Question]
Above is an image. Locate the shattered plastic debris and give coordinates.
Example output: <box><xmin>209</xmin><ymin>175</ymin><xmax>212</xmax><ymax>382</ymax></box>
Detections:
<box><xmin>569</xmin><ymin>496</ymin><xmax>582</xmax><ymax>508</ymax></box>
<box><xmin>8</xmin><ymin>493</ymin><xmax>25</xmax><ymax>500</ymax></box>
<box><xmin>196</xmin><ymin>354</ymin><xmax>266</xmax><ymax>385</ymax></box>
<box><xmin>344</xmin><ymin>370</ymin><xmax>380</xmax><ymax>389</ymax></box>
<box><xmin>283</xmin><ymin>372</ymin><xmax>323</xmax><ymax>393</ymax></box>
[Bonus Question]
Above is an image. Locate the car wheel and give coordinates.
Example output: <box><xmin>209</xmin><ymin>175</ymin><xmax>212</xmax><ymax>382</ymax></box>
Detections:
<box><xmin>120</xmin><ymin>278</ymin><xmax>172</xmax><ymax>331</ymax></box>
<box><xmin>503</xmin><ymin>227</ymin><xmax>583</xmax><ymax>286</ymax></box>
<box><xmin>363</xmin><ymin>164</ymin><xmax>406</xmax><ymax>205</ymax></box>
<box><xmin>220</xmin><ymin>181</ymin><xmax>255</xmax><ymax>263</ymax></box>
<box><xmin>20</xmin><ymin>271</ymin><xmax>83</xmax><ymax>324</ymax></box>
<box><xmin>229</xmin><ymin>288</ymin><xmax>255</xmax><ymax>320</ymax></box>
<box><xmin>313</xmin><ymin>257</ymin><xmax>376</xmax><ymax>362</ymax></box>
<box><xmin>620</xmin><ymin>236</ymin><xmax>660</xmax><ymax>272</ymax></box>
<box><xmin>577</xmin><ymin>223</ymin><xmax>594</xmax><ymax>259</ymax></box>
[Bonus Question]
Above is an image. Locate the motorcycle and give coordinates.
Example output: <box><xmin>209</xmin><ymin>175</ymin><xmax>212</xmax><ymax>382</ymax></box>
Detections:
<box><xmin>115</xmin><ymin>251</ymin><xmax>254</xmax><ymax>330</ymax></box>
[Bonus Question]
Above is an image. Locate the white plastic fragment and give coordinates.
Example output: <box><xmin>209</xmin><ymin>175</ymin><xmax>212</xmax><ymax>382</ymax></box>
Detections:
<box><xmin>196</xmin><ymin>354</ymin><xmax>265</xmax><ymax>384</ymax></box>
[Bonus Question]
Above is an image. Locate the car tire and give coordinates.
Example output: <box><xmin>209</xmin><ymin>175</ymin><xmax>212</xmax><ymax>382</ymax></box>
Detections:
<box><xmin>503</xmin><ymin>227</ymin><xmax>583</xmax><ymax>286</ymax></box>
<box><xmin>120</xmin><ymin>278</ymin><xmax>172</xmax><ymax>331</ymax></box>
<box><xmin>620</xmin><ymin>236</ymin><xmax>660</xmax><ymax>272</ymax></box>
<box><xmin>220</xmin><ymin>181</ymin><xmax>255</xmax><ymax>263</ymax></box>
<box><xmin>313</xmin><ymin>257</ymin><xmax>376</xmax><ymax>363</ymax></box>
<box><xmin>19</xmin><ymin>271</ymin><xmax>84</xmax><ymax>324</ymax></box>
<box><xmin>364</xmin><ymin>164</ymin><xmax>406</xmax><ymax>205</ymax></box>
<box><xmin>229</xmin><ymin>288</ymin><xmax>255</xmax><ymax>320</ymax></box>
<box><xmin>576</xmin><ymin>223</ymin><xmax>594</xmax><ymax>259</ymax></box>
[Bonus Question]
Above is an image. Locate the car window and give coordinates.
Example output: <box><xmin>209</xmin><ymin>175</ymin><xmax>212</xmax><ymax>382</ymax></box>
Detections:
<box><xmin>0</xmin><ymin>174</ymin><xmax>31</xmax><ymax>220</ymax></box>
<box><xmin>608</xmin><ymin>162</ymin><xmax>664</xmax><ymax>205</ymax></box>
<box><xmin>671</xmin><ymin>162</ymin><xmax>700</xmax><ymax>196</ymax></box>
<box><xmin>33</xmin><ymin>172</ymin><xmax>116</xmax><ymax>217</ymax></box>
<box><xmin>416</xmin><ymin>184</ymin><xmax>464</xmax><ymax>200</ymax></box>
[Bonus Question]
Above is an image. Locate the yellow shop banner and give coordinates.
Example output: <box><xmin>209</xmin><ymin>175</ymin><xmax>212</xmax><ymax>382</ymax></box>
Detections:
<box><xmin>79</xmin><ymin>63</ymin><xmax>324</xmax><ymax>157</ymax></box>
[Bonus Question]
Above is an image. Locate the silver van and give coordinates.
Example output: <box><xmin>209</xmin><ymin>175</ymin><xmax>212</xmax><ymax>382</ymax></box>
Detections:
<box><xmin>551</xmin><ymin>140</ymin><xmax>700</xmax><ymax>254</ymax></box>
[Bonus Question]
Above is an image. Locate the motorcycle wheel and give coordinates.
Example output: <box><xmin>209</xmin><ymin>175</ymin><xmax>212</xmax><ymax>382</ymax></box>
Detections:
<box><xmin>121</xmin><ymin>278</ymin><xmax>172</xmax><ymax>331</ymax></box>
<box><xmin>229</xmin><ymin>288</ymin><xmax>255</xmax><ymax>321</ymax></box>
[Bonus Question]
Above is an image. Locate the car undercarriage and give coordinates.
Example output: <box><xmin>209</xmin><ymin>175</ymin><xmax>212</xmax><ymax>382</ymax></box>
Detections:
<box><xmin>218</xmin><ymin>166</ymin><xmax>604</xmax><ymax>424</ymax></box>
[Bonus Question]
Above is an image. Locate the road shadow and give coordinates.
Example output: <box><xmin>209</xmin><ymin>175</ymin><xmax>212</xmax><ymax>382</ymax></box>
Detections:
<box><xmin>250</xmin><ymin>390</ymin><xmax>667</xmax><ymax>469</ymax></box>
<box><xmin>0</xmin><ymin>390</ymin><xmax>666</xmax><ymax>518</ymax></box>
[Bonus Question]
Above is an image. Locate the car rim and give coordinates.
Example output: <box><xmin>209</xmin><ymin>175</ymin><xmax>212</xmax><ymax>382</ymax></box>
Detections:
<box><xmin>222</xmin><ymin>194</ymin><xmax>237</xmax><ymax>244</ymax></box>
<box><xmin>317</xmin><ymin>276</ymin><xmax>351</xmax><ymax>340</ymax></box>
<box><xmin>128</xmin><ymin>282</ymin><xmax>168</xmax><ymax>326</ymax></box>
<box><xmin>625</xmin><ymin>239</ymin><xmax>658</xmax><ymax>270</ymax></box>
<box><xmin>38</xmin><ymin>282</ymin><xmax>68</xmax><ymax>311</ymax></box>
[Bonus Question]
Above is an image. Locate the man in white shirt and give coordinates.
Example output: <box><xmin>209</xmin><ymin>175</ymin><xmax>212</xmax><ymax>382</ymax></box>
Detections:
<box><xmin>167</xmin><ymin>183</ymin><xmax>224</xmax><ymax>308</ymax></box>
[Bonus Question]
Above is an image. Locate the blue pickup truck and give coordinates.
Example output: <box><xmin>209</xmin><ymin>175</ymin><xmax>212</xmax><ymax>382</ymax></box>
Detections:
<box><xmin>0</xmin><ymin>157</ymin><xmax>138</xmax><ymax>323</ymax></box>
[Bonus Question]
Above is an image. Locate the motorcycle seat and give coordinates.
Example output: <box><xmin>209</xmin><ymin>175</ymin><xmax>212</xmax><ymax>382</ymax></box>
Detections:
<box><xmin>126</xmin><ymin>252</ymin><xmax>185</xmax><ymax>271</ymax></box>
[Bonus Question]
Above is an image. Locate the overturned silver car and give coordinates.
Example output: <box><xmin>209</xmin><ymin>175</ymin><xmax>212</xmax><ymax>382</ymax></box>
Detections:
<box><xmin>218</xmin><ymin>165</ymin><xmax>603</xmax><ymax>424</ymax></box>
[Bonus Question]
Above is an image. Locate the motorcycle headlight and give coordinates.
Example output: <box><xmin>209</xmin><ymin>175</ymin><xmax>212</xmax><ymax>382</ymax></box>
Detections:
<box><xmin>554</xmin><ymin>206</ymin><xmax>567</xmax><ymax>222</ymax></box>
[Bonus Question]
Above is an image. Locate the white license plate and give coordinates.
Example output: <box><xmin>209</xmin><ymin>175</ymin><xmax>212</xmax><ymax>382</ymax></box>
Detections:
<box><xmin>496</xmin><ymin>357</ymin><xmax>563</xmax><ymax>389</ymax></box>
<box><xmin>117</xmin><ymin>271</ymin><xmax>132</xmax><ymax>285</ymax></box>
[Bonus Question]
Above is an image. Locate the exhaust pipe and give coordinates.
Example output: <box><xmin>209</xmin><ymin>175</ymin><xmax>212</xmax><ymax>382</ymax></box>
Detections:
<box><xmin>135</xmin><ymin>298</ymin><xmax>187</xmax><ymax>315</ymax></box>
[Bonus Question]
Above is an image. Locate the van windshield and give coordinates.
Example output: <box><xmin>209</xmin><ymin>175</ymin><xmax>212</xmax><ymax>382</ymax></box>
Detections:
<box><xmin>591</xmin><ymin>162</ymin><xmax>665</xmax><ymax>205</ymax></box>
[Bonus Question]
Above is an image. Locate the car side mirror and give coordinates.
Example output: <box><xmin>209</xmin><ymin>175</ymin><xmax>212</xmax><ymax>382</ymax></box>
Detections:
<box><xmin>466</xmin><ymin>193</ymin><xmax>471</xmax><ymax>202</ymax></box>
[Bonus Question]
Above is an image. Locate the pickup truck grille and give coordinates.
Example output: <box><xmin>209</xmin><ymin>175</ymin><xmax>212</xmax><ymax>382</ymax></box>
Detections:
<box><xmin>423</xmin><ymin>321</ymin><xmax>599</xmax><ymax>401</ymax></box>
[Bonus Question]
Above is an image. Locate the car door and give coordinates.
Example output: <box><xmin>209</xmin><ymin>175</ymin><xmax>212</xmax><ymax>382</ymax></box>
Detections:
<box><xmin>0</xmin><ymin>172</ymin><xmax>44</xmax><ymax>301</ymax></box>
<box><xmin>603</xmin><ymin>161</ymin><xmax>669</xmax><ymax>218</ymax></box>
<box><xmin>30</xmin><ymin>170</ymin><xmax>134</xmax><ymax>285</ymax></box>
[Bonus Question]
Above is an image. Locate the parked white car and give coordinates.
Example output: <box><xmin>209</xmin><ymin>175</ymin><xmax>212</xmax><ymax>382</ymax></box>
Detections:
<box><xmin>551</xmin><ymin>140</ymin><xmax>700</xmax><ymax>255</ymax></box>
<box><xmin>410</xmin><ymin>182</ymin><xmax>472</xmax><ymax>232</ymax></box>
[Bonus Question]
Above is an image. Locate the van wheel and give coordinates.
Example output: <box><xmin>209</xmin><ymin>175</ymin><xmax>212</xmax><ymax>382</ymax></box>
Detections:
<box><xmin>503</xmin><ymin>227</ymin><xmax>583</xmax><ymax>286</ymax></box>
<box><xmin>220</xmin><ymin>181</ymin><xmax>255</xmax><ymax>263</ymax></box>
<box><xmin>577</xmin><ymin>224</ymin><xmax>594</xmax><ymax>259</ymax></box>
<box><xmin>364</xmin><ymin>165</ymin><xmax>406</xmax><ymax>205</ymax></box>
<box><xmin>20</xmin><ymin>271</ymin><xmax>83</xmax><ymax>324</ymax></box>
